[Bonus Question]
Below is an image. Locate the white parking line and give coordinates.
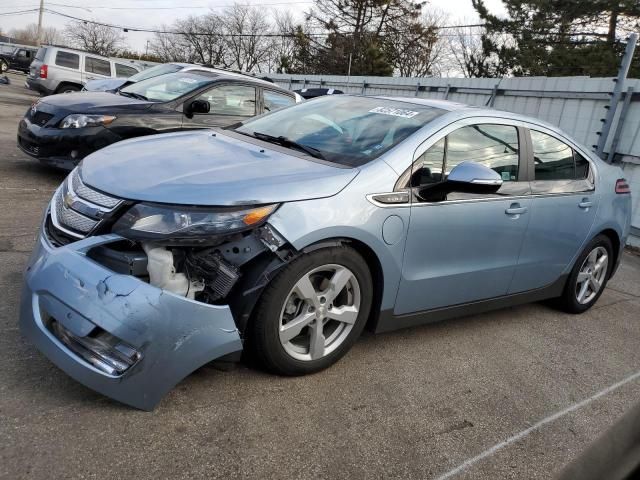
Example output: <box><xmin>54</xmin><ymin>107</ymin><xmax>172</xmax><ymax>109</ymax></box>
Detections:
<box><xmin>434</xmin><ymin>369</ymin><xmax>640</xmax><ymax>480</ymax></box>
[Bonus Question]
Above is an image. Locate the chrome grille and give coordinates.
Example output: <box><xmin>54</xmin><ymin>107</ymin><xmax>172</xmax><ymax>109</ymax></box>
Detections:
<box><xmin>53</xmin><ymin>188</ymin><xmax>98</xmax><ymax>233</ymax></box>
<box><xmin>49</xmin><ymin>169</ymin><xmax>123</xmax><ymax>240</ymax></box>
<box><xmin>71</xmin><ymin>169</ymin><xmax>120</xmax><ymax>208</ymax></box>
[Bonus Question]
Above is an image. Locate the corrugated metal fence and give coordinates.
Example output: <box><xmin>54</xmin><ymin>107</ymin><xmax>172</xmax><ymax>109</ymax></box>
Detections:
<box><xmin>270</xmin><ymin>73</ymin><xmax>640</xmax><ymax>242</ymax></box>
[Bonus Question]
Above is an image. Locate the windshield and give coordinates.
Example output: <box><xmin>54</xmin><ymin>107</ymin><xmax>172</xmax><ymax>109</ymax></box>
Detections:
<box><xmin>120</xmin><ymin>71</ymin><xmax>216</xmax><ymax>102</ymax></box>
<box><xmin>235</xmin><ymin>96</ymin><xmax>444</xmax><ymax>167</ymax></box>
<box><xmin>128</xmin><ymin>63</ymin><xmax>183</xmax><ymax>82</ymax></box>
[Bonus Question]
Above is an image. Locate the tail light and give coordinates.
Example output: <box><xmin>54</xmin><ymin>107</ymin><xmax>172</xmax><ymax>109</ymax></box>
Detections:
<box><xmin>615</xmin><ymin>178</ymin><xmax>630</xmax><ymax>194</ymax></box>
<box><xmin>39</xmin><ymin>64</ymin><xmax>48</xmax><ymax>79</ymax></box>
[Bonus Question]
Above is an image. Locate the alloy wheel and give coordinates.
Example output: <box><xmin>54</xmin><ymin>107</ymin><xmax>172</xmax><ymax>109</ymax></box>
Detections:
<box><xmin>575</xmin><ymin>246</ymin><xmax>608</xmax><ymax>304</ymax></box>
<box><xmin>278</xmin><ymin>264</ymin><xmax>361</xmax><ymax>361</ymax></box>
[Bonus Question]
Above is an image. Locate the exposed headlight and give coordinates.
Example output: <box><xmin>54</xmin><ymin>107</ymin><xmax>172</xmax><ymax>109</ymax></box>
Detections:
<box><xmin>112</xmin><ymin>203</ymin><xmax>279</xmax><ymax>242</ymax></box>
<box><xmin>60</xmin><ymin>114</ymin><xmax>116</xmax><ymax>129</ymax></box>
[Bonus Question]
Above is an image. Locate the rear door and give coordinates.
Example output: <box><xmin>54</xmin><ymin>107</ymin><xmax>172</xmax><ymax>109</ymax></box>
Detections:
<box><xmin>182</xmin><ymin>83</ymin><xmax>258</xmax><ymax>128</ymax></box>
<box><xmin>508</xmin><ymin>128</ymin><xmax>598</xmax><ymax>293</ymax></box>
<box><xmin>83</xmin><ymin>56</ymin><xmax>112</xmax><ymax>84</ymax></box>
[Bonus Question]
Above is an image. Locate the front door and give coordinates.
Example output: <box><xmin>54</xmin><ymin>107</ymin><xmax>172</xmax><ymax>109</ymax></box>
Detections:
<box><xmin>395</xmin><ymin>123</ymin><xmax>532</xmax><ymax>315</ymax></box>
<box><xmin>182</xmin><ymin>83</ymin><xmax>258</xmax><ymax>129</ymax></box>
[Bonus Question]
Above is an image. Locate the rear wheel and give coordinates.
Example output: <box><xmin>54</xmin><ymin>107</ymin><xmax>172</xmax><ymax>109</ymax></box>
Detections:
<box><xmin>248</xmin><ymin>246</ymin><xmax>373</xmax><ymax>375</ymax></box>
<box><xmin>558</xmin><ymin>234</ymin><xmax>613</xmax><ymax>313</ymax></box>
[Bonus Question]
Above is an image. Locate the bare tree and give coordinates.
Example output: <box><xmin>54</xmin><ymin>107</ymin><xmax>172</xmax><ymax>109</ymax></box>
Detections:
<box><xmin>385</xmin><ymin>9</ymin><xmax>448</xmax><ymax>77</ymax></box>
<box><xmin>64</xmin><ymin>21</ymin><xmax>125</xmax><ymax>56</ymax></box>
<box><xmin>222</xmin><ymin>4</ymin><xmax>271</xmax><ymax>72</ymax></box>
<box><xmin>150</xmin><ymin>28</ymin><xmax>192</xmax><ymax>62</ymax></box>
<box><xmin>175</xmin><ymin>14</ymin><xmax>227</xmax><ymax>66</ymax></box>
<box><xmin>265</xmin><ymin>10</ymin><xmax>298</xmax><ymax>73</ymax></box>
<box><xmin>447</xmin><ymin>23</ymin><xmax>505</xmax><ymax>77</ymax></box>
<box><xmin>9</xmin><ymin>23</ymin><xmax>62</xmax><ymax>46</ymax></box>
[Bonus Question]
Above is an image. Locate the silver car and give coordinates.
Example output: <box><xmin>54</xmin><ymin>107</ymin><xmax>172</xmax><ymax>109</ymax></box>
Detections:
<box><xmin>26</xmin><ymin>45</ymin><xmax>144</xmax><ymax>95</ymax></box>
<box><xmin>19</xmin><ymin>95</ymin><xmax>632</xmax><ymax>410</ymax></box>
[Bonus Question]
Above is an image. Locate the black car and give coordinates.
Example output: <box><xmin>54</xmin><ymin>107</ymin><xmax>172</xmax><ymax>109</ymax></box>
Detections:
<box><xmin>0</xmin><ymin>46</ymin><xmax>38</xmax><ymax>74</ymax></box>
<box><xmin>17</xmin><ymin>69</ymin><xmax>301</xmax><ymax>170</ymax></box>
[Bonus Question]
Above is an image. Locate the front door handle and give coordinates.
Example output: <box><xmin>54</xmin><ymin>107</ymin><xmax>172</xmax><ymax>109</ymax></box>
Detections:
<box><xmin>578</xmin><ymin>198</ymin><xmax>593</xmax><ymax>209</ymax></box>
<box><xmin>505</xmin><ymin>203</ymin><xmax>527</xmax><ymax>216</ymax></box>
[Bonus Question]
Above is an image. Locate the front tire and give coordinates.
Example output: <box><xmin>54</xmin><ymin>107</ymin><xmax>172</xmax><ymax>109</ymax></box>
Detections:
<box><xmin>248</xmin><ymin>246</ymin><xmax>373</xmax><ymax>376</ymax></box>
<box><xmin>558</xmin><ymin>234</ymin><xmax>613</xmax><ymax>313</ymax></box>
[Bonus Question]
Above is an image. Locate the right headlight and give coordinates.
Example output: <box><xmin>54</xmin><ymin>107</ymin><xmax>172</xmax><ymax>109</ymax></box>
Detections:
<box><xmin>112</xmin><ymin>202</ymin><xmax>279</xmax><ymax>242</ymax></box>
<box><xmin>60</xmin><ymin>114</ymin><xmax>116</xmax><ymax>129</ymax></box>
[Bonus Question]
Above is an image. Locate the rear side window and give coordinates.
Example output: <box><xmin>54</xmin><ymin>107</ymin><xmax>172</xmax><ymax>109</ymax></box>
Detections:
<box><xmin>575</xmin><ymin>152</ymin><xmax>590</xmax><ymax>179</ymax></box>
<box><xmin>264</xmin><ymin>90</ymin><xmax>295</xmax><ymax>112</ymax></box>
<box><xmin>35</xmin><ymin>47</ymin><xmax>46</xmax><ymax>61</ymax></box>
<box><xmin>55</xmin><ymin>51</ymin><xmax>79</xmax><ymax>69</ymax></box>
<box><xmin>531</xmin><ymin>130</ymin><xmax>576</xmax><ymax>180</ymax></box>
<box><xmin>115</xmin><ymin>63</ymin><xmax>138</xmax><ymax>77</ymax></box>
<box><xmin>85</xmin><ymin>57</ymin><xmax>111</xmax><ymax>76</ymax></box>
<box><xmin>446</xmin><ymin>124</ymin><xmax>520</xmax><ymax>181</ymax></box>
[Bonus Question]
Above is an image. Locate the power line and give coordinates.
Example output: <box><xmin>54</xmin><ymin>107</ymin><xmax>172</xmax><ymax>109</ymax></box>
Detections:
<box><xmin>0</xmin><ymin>1</ymin><xmax>315</xmax><ymax>10</ymax></box>
<box><xmin>0</xmin><ymin>8</ymin><xmax>40</xmax><ymax>16</ymax></box>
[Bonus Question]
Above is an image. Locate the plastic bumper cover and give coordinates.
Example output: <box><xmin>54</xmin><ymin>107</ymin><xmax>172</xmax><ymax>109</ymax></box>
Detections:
<box><xmin>19</xmin><ymin>231</ymin><xmax>243</xmax><ymax>411</ymax></box>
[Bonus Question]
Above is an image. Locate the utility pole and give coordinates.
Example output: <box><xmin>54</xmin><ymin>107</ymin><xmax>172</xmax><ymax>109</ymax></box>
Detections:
<box><xmin>36</xmin><ymin>0</ymin><xmax>44</xmax><ymax>46</ymax></box>
<box><xmin>596</xmin><ymin>32</ymin><xmax>638</xmax><ymax>161</ymax></box>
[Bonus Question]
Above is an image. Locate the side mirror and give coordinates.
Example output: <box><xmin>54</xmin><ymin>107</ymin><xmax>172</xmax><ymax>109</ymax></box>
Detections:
<box><xmin>417</xmin><ymin>161</ymin><xmax>503</xmax><ymax>202</ymax></box>
<box><xmin>185</xmin><ymin>99</ymin><xmax>210</xmax><ymax>117</ymax></box>
<box><xmin>447</xmin><ymin>161</ymin><xmax>503</xmax><ymax>193</ymax></box>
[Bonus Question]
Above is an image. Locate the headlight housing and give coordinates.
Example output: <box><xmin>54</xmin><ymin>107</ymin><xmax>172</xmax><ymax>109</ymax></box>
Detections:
<box><xmin>112</xmin><ymin>203</ymin><xmax>279</xmax><ymax>243</ymax></box>
<box><xmin>60</xmin><ymin>114</ymin><xmax>116</xmax><ymax>129</ymax></box>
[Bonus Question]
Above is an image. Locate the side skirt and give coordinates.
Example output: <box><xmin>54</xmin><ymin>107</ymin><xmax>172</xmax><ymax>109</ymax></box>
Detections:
<box><xmin>374</xmin><ymin>274</ymin><xmax>568</xmax><ymax>334</ymax></box>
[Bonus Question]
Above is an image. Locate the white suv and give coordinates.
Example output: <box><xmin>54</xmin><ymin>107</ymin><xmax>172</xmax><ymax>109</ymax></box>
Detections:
<box><xmin>26</xmin><ymin>45</ymin><xmax>145</xmax><ymax>96</ymax></box>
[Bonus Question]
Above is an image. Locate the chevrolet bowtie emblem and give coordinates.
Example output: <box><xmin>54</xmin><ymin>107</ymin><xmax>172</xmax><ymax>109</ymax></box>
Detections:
<box><xmin>63</xmin><ymin>192</ymin><xmax>75</xmax><ymax>209</ymax></box>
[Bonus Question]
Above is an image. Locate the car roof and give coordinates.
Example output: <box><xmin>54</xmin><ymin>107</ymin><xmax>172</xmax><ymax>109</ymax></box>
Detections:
<box><xmin>371</xmin><ymin>96</ymin><xmax>474</xmax><ymax>111</ymax></box>
<box><xmin>179</xmin><ymin>65</ymin><xmax>286</xmax><ymax>89</ymax></box>
<box><xmin>372</xmin><ymin>95</ymin><xmax>564</xmax><ymax>129</ymax></box>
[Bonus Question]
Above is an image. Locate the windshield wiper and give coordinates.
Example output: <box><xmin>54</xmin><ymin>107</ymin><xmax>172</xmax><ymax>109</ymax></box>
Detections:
<box><xmin>119</xmin><ymin>91</ymin><xmax>148</xmax><ymax>101</ymax></box>
<box><xmin>253</xmin><ymin>131</ymin><xmax>325</xmax><ymax>159</ymax></box>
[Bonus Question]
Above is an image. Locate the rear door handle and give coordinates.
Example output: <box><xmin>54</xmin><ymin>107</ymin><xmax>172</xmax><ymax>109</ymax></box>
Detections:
<box><xmin>578</xmin><ymin>199</ymin><xmax>593</xmax><ymax>209</ymax></box>
<box><xmin>505</xmin><ymin>203</ymin><xmax>527</xmax><ymax>216</ymax></box>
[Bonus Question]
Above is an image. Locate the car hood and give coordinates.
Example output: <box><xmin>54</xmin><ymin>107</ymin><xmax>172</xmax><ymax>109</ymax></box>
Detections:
<box><xmin>39</xmin><ymin>91</ymin><xmax>152</xmax><ymax>113</ymax></box>
<box><xmin>83</xmin><ymin>78</ymin><xmax>128</xmax><ymax>92</ymax></box>
<box><xmin>80</xmin><ymin>130</ymin><xmax>359</xmax><ymax>206</ymax></box>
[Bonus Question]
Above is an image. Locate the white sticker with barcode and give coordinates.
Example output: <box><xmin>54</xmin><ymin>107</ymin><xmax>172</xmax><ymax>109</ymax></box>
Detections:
<box><xmin>369</xmin><ymin>106</ymin><xmax>419</xmax><ymax>118</ymax></box>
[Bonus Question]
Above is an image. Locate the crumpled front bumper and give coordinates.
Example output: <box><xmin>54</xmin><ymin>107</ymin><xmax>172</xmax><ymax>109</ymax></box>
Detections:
<box><xmin>19</xmin><ymin>231</ymin><xmax>243</xmax><ymax>411</ymax></box>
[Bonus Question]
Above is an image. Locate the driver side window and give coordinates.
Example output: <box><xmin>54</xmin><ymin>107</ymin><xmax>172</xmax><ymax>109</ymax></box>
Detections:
<box><xmin>196</xmin><ymin>85</ymin><xmax>256</xmax><ymax>116</ymax></box>
<box><xmin>411</xmin><ymin>124</ymin><xmax>525</xmax><ymax>202</ymax></box>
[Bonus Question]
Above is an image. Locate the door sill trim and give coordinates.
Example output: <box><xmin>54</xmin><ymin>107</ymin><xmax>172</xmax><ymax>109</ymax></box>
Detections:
<box><xmin>374</xmin><ymin>274</ymin><xmax>568</xmax><ymax>333</ymax></box>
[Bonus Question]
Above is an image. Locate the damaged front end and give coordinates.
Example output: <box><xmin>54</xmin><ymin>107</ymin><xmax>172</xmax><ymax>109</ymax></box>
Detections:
<box><xmin>20</xmin><ymin>168</ymin><xmax>294</xmax><ymax>410</ymax></box>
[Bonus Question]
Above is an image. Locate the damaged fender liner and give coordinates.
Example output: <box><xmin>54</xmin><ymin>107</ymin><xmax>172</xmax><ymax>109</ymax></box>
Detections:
<box><xmin>19</xmin><ymin>233</ymin><xmax>242</xmax><ymax>411</ymax></box>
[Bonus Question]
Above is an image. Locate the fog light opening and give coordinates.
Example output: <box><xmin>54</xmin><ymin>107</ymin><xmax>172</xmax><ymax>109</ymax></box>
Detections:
<box><xmin>50</xmin><ymin>320</ymin><xmax>141</xmax><ymax>376</ymax></box>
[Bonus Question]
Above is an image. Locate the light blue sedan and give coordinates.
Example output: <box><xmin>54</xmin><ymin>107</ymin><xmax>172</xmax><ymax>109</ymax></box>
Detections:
<box><xmin>20</xmin><ymin>95</ymin><xmax>632</xmax><ymax>409</ymax></box>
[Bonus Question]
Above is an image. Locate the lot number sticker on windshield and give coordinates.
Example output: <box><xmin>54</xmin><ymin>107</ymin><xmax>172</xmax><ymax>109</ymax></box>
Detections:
<box><xmin>369</xmin><ymin>106</ymin><xmax>419</xmax><ymax>118</ymax></box>
<box><xmin>178</xmin><ymin>78</ymin><xmax>198</xmax><ymax>84</ymax></box>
